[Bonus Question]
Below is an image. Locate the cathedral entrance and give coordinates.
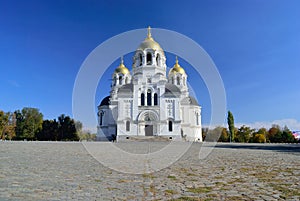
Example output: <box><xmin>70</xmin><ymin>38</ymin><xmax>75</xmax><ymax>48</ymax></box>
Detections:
<box><xmin>137</xmin><ymin>110</ymin><xmax>159</xmax><ymax>136</ymax></box>
<box><xmin>145</xmin><ymin>125</ymin><xmax>153</xmax><ymax>136</ymax></box>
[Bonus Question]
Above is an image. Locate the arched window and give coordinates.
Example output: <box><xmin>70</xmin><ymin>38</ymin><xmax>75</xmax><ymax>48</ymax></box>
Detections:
<box><xmin>141</xmin><ymin>93</ymin><xmax>145</xmax><ymax>106</ymax></box>
<box><xmin>196</xmin><ymin>113</ymin><xmax>200</xmax><ymax>125</ymax></box>
<box><xmin>177</xmin><ymin>76</ymin><xmax>180</xmax><ymax>85</ymax></box>
<box><xmin>147</xmin><ymin>89</ymin><xmax>152</xmax><ymax>106</ymax></box>
<box><xmin>119</xmin><ymin>76</ymin><xmax>122</xmax><ymax>85</ymax></box>
<box><xmin>156</xmin><ymin>54</ymin><xmax>160</xmax><ymax>66</ymax></box>
<box><xmin>171</xmin><ymin>77</ymin><xmax>174</xmax><ymax>84</ymax></box>
<box><xmin>168</xmin><ymin>121</ymin><xmax>173</xmax><ymax>132</ymax></box>
<box><xmin>154</xmin><ymin>93</ymin><xmax>158</xmax><ymax>105</ymax></box>
<box><xmin>100</xmin><ymin>112</ymin><xmax>104</xmax><ymax>126</ymax></box>
<box><xmin>126</xmin><ymin>121</ymin><xmax>130</xmax><ymax>132</ymax></box>
<box><xmin>147</xmin><ymin>53</ymin><xmax>152</xmax><ymax>65</ymax></box>
<box><xmin>139</xmin><ymin>54</ymin><xmax>143</xmax><ymax>66</ymax></box>
<box><xmin>125</xmin><ymin>77</ymin><xmax>128</xmax><ymax>84</ymax></box>
<box><xmin>113</xmin><ymin>77</ymin><xmax>117</xmax><ymax>86</ymax></box>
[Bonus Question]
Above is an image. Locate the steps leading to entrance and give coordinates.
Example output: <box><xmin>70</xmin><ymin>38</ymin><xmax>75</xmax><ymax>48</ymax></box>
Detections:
<box><xmin>120</xmin><ymin>136</ymin><xmax>172</xmax><ymax>142</ymax></box>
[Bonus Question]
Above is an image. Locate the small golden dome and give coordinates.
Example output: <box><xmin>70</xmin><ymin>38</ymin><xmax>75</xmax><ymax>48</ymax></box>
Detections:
<box><xmin>137</xmin><ymin>26</ymin><xmax>164</xmax><ymax>53</ymax></box>
<box><xmin>169</xmin><ymin>56</ymin><xmax>186</xmax><ymax>75</ymax></box>
<box><xmin>114</xmin><ymin>57</ymin><xmax>130</xmax><ymax>75</ymax></box>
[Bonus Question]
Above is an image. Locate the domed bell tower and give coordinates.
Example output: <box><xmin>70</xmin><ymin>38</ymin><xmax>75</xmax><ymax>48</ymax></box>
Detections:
<box><xmin>132</xmin><ymin>26</ymin><xmax>167</xmax><ymax>84</ymax></box>
<box><xmin>110</xmin><ymin>57</ymin><xmax>131</xmax><ymax>100</ymax></box>
<box><xmin>168</xmin><ymin>56</ymin><xmax>189</xmax><ymax>97</ymax></box>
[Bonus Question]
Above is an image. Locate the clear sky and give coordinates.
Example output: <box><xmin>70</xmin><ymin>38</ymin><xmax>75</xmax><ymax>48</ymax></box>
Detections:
<box><xmin>1</xmin><ymin>0</ymin><xmax>300</xmax><ymax>131</ymax></box>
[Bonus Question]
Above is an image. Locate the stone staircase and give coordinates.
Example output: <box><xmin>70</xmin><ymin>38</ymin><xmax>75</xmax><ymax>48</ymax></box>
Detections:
<box><xmin>120</xmin><ymin>136</ymin><xmax>172</xmax><ymax>142</ymax></box>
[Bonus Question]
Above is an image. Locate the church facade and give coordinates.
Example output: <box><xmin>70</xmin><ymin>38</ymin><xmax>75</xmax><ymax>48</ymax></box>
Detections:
<box><xmin>97</xmin><ymin>27</ymin><xmax>202</xmax><ymax>141</ymax></box>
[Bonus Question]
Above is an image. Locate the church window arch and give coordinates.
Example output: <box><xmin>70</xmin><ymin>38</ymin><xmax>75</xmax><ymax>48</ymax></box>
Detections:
<box><xmin>125</xmin><ymin>77</ymin><xmax>129</xmax><ymax>84</ymax></box>
<box><xmin>139</xmin><ymin>53</ymin><xmax>143</xmax><ymax>66</ymax></box>
<box><xmin>99</xmin><ymin>111</ymin><xmax>104</xmax><ymax>126</ymax></box>
<box><xmin>156</xmin><ymin>54</ymin><xmax>160</xmax><ymax>66</ymax></box>
<box><xmin>168</xmin><ymin>120</ymin><xmax>173</xmax><ymax>132</ymax></box>
<box><xmin>154</xmin><ymin>93</ymin><xmax>158</xmax><ymax>105</ymax></box>
<box><xmin>141</xmin><ymin>93</ymin><xmax>145</xmax><ymax>106</ymax></box>
<box><xmin>171</xmin><ymin>77</ymin><xmax>174</xmax><ymax>84</ymax></box>
<box><xmin>113</xmin><ymin>76</ymin><xmax>117</xmax><ymax>86</ymax></box>
<box><xmin>147</xmin><ymin>89</ymin><xmax>152</xmax><ymax>106</ymax></box>
<box><xmin>176</xmin><ymin>76</ymin><xmax>180</xmax><ymax>85</ymax></box>
<box><xmin>196</xmin><ymin>112</ymin><xmax>200</xmax><ymax>125</ymax></box>
<box><xmin>147</xmin><ymin>52</ymin><xmax>152</xmax><ymax>65</ymax></box>
<box><xmin>119</xmin><ymin>76</ymin><xmax>122</xmax><ymax>85</ymax></box>
<box><xmin>126</xmin><ymin>121</ymin><xmax>130</xmax><ymax>132</ymax></box>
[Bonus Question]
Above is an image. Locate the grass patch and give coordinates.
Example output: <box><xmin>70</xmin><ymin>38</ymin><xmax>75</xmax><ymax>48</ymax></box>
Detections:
<box><xmin>167</xmin><ymin>175</ymin><xmax>177</xmax><ymax>180</ymax></box>
<box><xmin>224</xmin><ymin>196</ymin><xmax>245</xmax><ymax>201</ymax></box>
<box><xmin>106</xmin><ymin>187</ymin><xmax>118</xmax><ymax>191</ymax></box>
<box><xmin>117</xmin><ymin>179</ymin><xmax>131</xmax><ymax>183</ymax></box>
<box><xmin>186</xmin><ymin>172</ymin><xmax>197</xmax><ymax>177</ymax></box>
<box><xmin>165</xmin><ymin>189</ymin><xmax>178</xmax><ymax>195</ymax></box>
<box><xmin>187</xmin><ymin>186</ymin><xmax>212</xmax><ymax>193</ymax></box>
<box><xmin>270</xmin><ymin>183</ymin><xmax>300</xmax><ymax>198</ymax></box>
<box><xmin>171</xmin><ymin>196</ymin><xmax>202</xmax><ymax>201</ymax></box>
<box><xmin>142</xmin><ymin>173</ymin><xmax>156</xmax><ymax>179</ymax></box>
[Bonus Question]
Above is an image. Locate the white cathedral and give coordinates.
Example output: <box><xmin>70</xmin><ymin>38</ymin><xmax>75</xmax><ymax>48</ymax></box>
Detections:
<box><xmin>97</xmin><ymin>27</ymin><xmax>202</xmax><ymax>142</ymax></box>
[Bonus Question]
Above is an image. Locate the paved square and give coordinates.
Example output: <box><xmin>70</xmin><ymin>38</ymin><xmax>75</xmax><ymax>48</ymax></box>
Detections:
<box><xmin>1</xmin><ymin>142</ymin><xmax>300</xmax><ymax>200</ymax></box>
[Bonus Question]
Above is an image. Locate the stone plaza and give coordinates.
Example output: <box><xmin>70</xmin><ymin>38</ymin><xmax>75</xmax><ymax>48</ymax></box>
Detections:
<box><xmin>1</xmin><ymin>141</ymin><xmax>300</xmax><ymax>200</ymax></box>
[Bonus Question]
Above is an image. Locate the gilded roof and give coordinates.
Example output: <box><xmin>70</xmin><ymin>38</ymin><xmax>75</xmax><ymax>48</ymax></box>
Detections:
<box><xmin>169</xmin><ymin>56</ymin><xmax>186</xmax><ymax>75</ymax></box>
<box><xmin>113</xmin><ymin>57</ymin><xmax>130</xmax><ymax>75</ymax></box>
<box><xmin>137</xmin><ymin>26</ymin><xmax>164</xmax><ymax>53</ymax></box>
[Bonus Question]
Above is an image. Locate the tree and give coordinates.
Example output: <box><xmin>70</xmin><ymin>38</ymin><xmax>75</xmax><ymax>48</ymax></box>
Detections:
<box><xmin>36</xmin><ymin>119</ymin><xmax>59</xmax><ymax>141</ymax></box>
<box><xmin>14</xmin><ymin>107</ymin><xmax>43</xmax><ymax>140</ymax></box>
<box><xmin>57</xmin><ymin>114</ymin><xmax>79</xmax><ymax>141</ymax></box>
<box><xmin>268</xmin><ymin>124</ymin><xmax>282</xmax><ymax>143</ymax></box>
<box><xmin>281</xmin><ymin>126</ymin><xmax>296</xmax><ymax>143</ymax></box>
<box><xmin>235</xmin><ymin>125</ymin><xmax>254</xmax><ymax>143</ymax></box>
<box><xmin>201</xmin><ymin>127</ymin><xmax>209</xmax><ymax>141</ymax></box>
<box><xmin>253</xmin><ymin>134</ymin><xmax>266</xmax><ymax>143</ymax></box>
<box><xmin>251</xmin><ymin>128</ymin><xmax>267</xmax><ymax>143</ymax></box>
<box><xmin>227</xmin><ymin>111</ymin><xmax>235</xmax><ymax>142</ymax></box>
<box><xmin>219</xmin><ymin>127</ymin><xmax>229</xmax><ymax>142</ymax></box>
<box><xmin>0</xmin><ymin>111</ymin><xmax>16</xmax><ymax>140</ymax></box>
<box><xmin>204</xmin><ymin>126</ymin><xmax>227</xmax><ymax>142</ymax></box>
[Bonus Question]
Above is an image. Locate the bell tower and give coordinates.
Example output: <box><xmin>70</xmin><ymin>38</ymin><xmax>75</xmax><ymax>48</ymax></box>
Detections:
<box><xmin>132</xmin><ymin>26</ymin><xmax>167</xmax><ymax>84</ymax></box>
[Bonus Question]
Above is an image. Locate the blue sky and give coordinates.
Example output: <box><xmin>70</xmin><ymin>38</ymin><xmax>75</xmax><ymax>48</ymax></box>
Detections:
<box><xmin>1</xmin><ymin>0</ymin><xmax>300</xmax><ymax>131</ymax></box>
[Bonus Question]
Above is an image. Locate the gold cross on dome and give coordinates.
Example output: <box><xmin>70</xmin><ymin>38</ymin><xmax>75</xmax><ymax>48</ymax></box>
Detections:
<box><xmin>147</xmin><ymin>26</ymin><xmax>152</xmax><ymax>38</ymax></box>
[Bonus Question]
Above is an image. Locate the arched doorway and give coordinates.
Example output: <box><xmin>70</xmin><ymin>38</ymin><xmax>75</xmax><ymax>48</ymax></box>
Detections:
<box><xmin>137</xmin><ymin>110</ymin><xmax>159</xmax><ymax>136</ymax></box>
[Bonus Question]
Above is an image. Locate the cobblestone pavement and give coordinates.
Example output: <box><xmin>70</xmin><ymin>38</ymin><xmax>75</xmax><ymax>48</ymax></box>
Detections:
<box><xmin>1</xmin><ymin>141</ymin><xmax>300</xmax><ymax>201</ymax></box>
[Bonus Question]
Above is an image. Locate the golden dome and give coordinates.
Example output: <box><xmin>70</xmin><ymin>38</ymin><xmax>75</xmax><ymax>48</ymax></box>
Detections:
<box><xmin>114</xmin><ymin>57</ymin><xmax>130</xmax><ymax>75</ymax></box>
<box><xmin>169</xmin><ymin>56</ymin><xmax>186</xmax><ymax>75</ymax></box>
<box><xmin>137</xmin><ymin>26</ymin><xmax>164</xmax><ymax>53</ymax></box>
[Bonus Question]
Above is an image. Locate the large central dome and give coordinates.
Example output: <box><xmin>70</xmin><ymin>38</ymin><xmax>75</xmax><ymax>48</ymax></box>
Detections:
<box><xmin>137</xmin><ymin>26</ymin><xmax>164</xmax><ymax>53</ymax></box>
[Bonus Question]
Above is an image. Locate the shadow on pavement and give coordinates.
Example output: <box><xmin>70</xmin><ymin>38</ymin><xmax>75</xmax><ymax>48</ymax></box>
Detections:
<box><xmin>213</xmin><ymin>143</ymin><xmax>300</xmax><ymax>153</ymax></box>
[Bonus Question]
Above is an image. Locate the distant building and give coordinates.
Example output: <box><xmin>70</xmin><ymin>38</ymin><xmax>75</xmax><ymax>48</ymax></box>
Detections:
<box><xmin>292</xmin><ymin>131</ymin><xmax>300</xmax><ymax>140</ymax></box>
<box><xmin>97</xmin><ymin>27</ymin><xmax>202</xmax><ymax>141</ymax></box>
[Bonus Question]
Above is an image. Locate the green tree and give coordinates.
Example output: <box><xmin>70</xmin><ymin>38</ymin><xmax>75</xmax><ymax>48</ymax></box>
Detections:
<box><xmin>268</xmin><ymin>124</ymin><xmax>282</xmax><ymax>143</ymax></box>
<box><xmin>14</xmin><ymin>107</ymin><xmax>43</xmax><ymax>140</ymax></box>
<box><xmin>227</xmin><ymin>111</ymin><xmax>235</xmax><ymax>142</ymax></box>
<box><xmin>235</xmin><ymin>125</ymin><xmax>254</xmax><ymax>143</ymax></box>
<box><xmin>36</xmin><ymin>119</ymin><xmax>59</xmax><ymax>141</ymax></box>
<box><xmin>281</xmin><ymin>126</ymin><xmax>296</xmax><ymax>143</ymax></box>
<box><xmin>219</xmin><ymin>127</ymin><xmax>229</xmax><ymax>142</ymax></box>
<box><xmin>57</xmin><ymin>114</ymin><xmax>79</xmax><ymax>141</ymax></box>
